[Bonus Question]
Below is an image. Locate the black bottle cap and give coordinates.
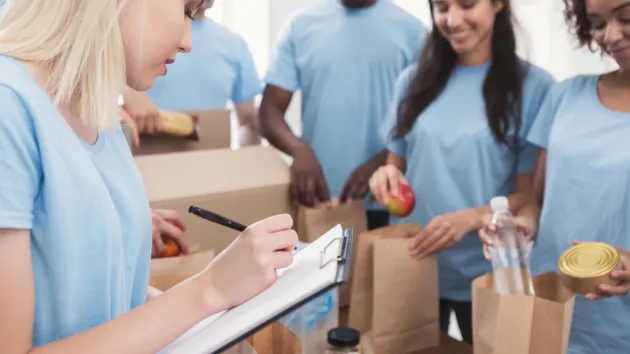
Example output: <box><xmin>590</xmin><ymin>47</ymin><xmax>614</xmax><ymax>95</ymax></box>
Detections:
<box><xmin>327</xmin><ymin>327</ymin><xmax>360</xmax><ymax>347</ymax></box>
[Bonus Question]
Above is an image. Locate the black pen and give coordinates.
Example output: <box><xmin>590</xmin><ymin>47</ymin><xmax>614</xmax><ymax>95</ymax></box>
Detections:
<box><xmin>188</xmin><ymin>204</ymin><xmax>299</xmax><ymax>252</ymax></box>
<box><xmin>188</xmin><ymin>205</ymin><xmax>247</xmax><ymax>232</ymax></box>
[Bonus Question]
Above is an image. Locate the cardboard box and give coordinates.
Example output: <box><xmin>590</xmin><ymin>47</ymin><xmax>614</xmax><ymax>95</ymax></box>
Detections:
<box><xmin>136</xmin><ymin>146</ymin><xmax>294</xmax><ymax>252</ymax></box>
<box><xmin>149</xmin><ymin>250</ymin><xmax>216</xmax><ymax>291</ymax></box>
<box><xmin>132</xmin><ymin>109</ymin><xmax>231</xmax><ymax>156</ymax></box>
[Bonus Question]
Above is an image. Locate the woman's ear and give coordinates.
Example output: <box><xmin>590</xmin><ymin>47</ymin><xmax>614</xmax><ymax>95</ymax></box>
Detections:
<box><xmin>493</xmin><ymin>0</ymin><xmax>504</xmax><ymax>14</ymax></box>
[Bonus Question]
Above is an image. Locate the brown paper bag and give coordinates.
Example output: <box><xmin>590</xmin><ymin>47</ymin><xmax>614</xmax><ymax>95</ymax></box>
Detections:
<box><xmin>472</xmin><ymin>271</ymin><xmax>575</xmax><ymax>354</ymax></box>
<box><xmin>246</xmin><ymin>322</ymin><xmax>303</xmax><ymax>354</ymax></box>
<box><xmin>349</xmin><ymin>224</ymin><xmax>440</xmax><ymax>353</ymax></box>
<box><xmin>296</xmin><ymin>198</ymin><xmax>368</xmax><ymax>243</ymax></box>
<box><xmin>296</xmin><ymin>198</ymin><xmax>368</xmax><ymax>307</ymax></box>
<box><xmin>148</xmin><ymin>250</ymin><xmax>215</xmax><ymax>291</ymax></box>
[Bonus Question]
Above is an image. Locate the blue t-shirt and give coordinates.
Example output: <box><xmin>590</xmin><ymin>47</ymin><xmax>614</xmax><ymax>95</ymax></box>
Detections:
<box><xmin>146</xmin><ymin>19</ymin><xmax>261</xmax><ymax>111</ymax></box>
<box><xmin>385</xmin><ymin>61</ymin><xmax>555</xmax><ymax>301</ymax></box>
<box><xmin>527</xmin><ymin>75</ymin><xmax>630</xmax><ymax>354</ymax></box>
<box><xmin>264</xmin><ymin>0</ymin><xmax>427</xmax><ymax>209</ymax></box>
<box><xmin>0</xmin><ymin>55</ymin><xmax>152</xmax><ymax>346</ymax></box>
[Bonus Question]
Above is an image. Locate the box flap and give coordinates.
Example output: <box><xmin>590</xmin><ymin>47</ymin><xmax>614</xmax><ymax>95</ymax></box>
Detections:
<box><xmin>136</xmin><ymin>146</ymin><xmax>291</xmax><ymax>202</ymax></box>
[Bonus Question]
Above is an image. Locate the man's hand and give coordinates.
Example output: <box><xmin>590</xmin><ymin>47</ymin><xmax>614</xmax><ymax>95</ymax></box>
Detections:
<box><xmin>290</xmin><ymin>144</ymin><xmax>330</xmax><ymax>207</ymax></box>
<box><xmin>340</xmin><ymin>161</ymin><xmax>380</xmax><ymax>203</ymax></box>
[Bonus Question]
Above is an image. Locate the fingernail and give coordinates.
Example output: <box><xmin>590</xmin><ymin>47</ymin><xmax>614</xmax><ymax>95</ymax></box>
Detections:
<box><xmin>585</xmin><ymin>294</ymin><xmax>594</xmax><ymax>300</ymax></box>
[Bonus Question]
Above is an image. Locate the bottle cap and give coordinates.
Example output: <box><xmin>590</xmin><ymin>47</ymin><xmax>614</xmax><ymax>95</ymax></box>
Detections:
<box><xmin>490</xmin><ymin>196</ymin><xmax>509</xmax><ymax>212</ymax></box>
<box><xmin>327</xmin><ymin>327</ymin><xmax>360</xmax><ymax>347</ymax></box>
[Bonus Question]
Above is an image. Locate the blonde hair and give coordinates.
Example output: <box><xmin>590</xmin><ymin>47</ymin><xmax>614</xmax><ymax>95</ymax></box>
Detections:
<box><xmin>0</xmin><ymin>0</ymin><xmax>127</xmax><ymax>131</ymax></box>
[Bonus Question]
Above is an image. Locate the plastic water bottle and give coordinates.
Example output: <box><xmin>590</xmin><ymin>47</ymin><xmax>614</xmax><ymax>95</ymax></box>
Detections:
<box><xmin>488</xmin><ymin>196</ymin><xmax>535</xmax><ymax>296</ymax></box>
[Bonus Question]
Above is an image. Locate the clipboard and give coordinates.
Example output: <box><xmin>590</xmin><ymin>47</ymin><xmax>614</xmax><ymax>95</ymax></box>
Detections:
<box><xmin>159</xmin><ymin>224</ymin><xmax>354</xmax><ymax>354</ymax></box>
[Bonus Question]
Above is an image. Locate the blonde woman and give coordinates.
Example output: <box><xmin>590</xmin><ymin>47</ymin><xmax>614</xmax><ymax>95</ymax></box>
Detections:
<box><xmin>0</xmin><ymin>0</ymin><xmax>297</xmax><ymax>352</ymax></box>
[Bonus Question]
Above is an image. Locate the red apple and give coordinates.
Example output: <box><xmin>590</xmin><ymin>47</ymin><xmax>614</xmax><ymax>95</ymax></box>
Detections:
<box><xmin>386</xmin><ymin>184</ymin><xmax>416</xmax><ymax>217</ymax></box>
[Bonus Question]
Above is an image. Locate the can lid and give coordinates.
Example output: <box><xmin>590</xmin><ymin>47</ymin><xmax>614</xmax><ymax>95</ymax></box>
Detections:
<box><xmin>327</xmin><ymin>327</ymin><xmax>360</xmax><ymax>347</ymax></box>
<box><xmin>558</xmin><ymin>242</ymin><xmax>619</xmax><ymax>278</ymax></box>
<box><xmin>490</xmin><ymin>196</ymin><xmax>509</xmax><ymax>213</ymax></box>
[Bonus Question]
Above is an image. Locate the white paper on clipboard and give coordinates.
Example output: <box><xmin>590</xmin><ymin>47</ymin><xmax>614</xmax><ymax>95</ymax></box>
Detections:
<box><xmin>158</xmin><ymin>224</ymin><xmax>353</xmax><ymax>354</ymax></box>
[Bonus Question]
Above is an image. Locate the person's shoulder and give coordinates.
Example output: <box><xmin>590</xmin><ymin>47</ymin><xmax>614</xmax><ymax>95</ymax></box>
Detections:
<box><xmin>544</xmin><ymin>74</ymin><xmax>596</xmax><ymax>104</ymax></box>
<box><xmin>198</xmin><ymin>19</ymin><xmax>244</xmax><ymax>44</ymax></box>
<box><xmin>0</xmin><ymin>57</ymin><xmax>35</xmax><ymax>121</ymax></box>
<box><xmin>520</xmin><ymin>61</ymin><xmax>555</xmax><ymax>86</ymax></box>
<box><xmin>207</xmin><ymin>20</ymin><xmax>251</xmax><ymax>51</ymax></box>
<box><xmin>382</xmin><ymin>1</ymin><xmax>424</xmax><ymax>23</ymax></box>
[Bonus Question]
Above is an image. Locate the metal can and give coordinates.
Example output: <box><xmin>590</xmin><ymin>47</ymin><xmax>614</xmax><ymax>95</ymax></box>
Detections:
<box><xmin>558</xmin><ymin>242</ymin><xmax>621</xmax><ymax>294</ymax></box>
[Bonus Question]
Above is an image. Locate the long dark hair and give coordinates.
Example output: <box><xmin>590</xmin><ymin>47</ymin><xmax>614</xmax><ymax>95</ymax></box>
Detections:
<box><xmin>393</xmin><ymin>0</ymin><xmax>525</xmax><ymax>149</ymax></box>
<box><xmin>562</xmin><ymin>0</ymin><xmax>594</xmax><ymax>50</ymax></box>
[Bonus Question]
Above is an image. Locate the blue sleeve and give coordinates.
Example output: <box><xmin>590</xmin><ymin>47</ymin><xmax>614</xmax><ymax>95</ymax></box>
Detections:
<box><xmin>264</xmin><ymin>19</ymin><xmax>300</xmax><ymax>92</ymax></box>
<box><xmin>516</xmin><ymin>67</ymin><xmax>556</xmax><ymax>174</ymax></box>
<box><xmin>409</xmin><ymin>21</ymin><xmax>429</xmax><ymax>63</ymax></box>
<box><xmin>526</xmin><ymin>79</ymin><xmax>571</xmax><ymax>149</ymax></box>
<box><xmin>231</xmin><ymin>38</ymin><xmax>262</xmax><ymax>103</ymax></box>
<box><xmin>382</xmin><ymin>65</ymin><xmax>416</xmax><ymax>158</ymax></box>
<box><xmin>0</xmin><ymin>85</ymin><xmax>41</xmax><ymax>229</ymax></box>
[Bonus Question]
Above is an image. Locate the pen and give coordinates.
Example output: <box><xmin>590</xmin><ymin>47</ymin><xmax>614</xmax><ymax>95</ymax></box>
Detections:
<box><xmin>188</xmin><ymin>205</ymin><xmax>247</xmax><ymax>232</ymax></box>
<box><xmin>188</xmin><ymin>204</ymin><xmax>299</xmax><ymax>252</ymax></box>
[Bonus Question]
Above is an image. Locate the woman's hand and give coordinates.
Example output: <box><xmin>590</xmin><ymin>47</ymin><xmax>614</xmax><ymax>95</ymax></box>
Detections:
<box><xmin>368</xmin><ymin>164</ymin><xmax>408</xmax><ymax>207</ymax></box>
<box><xmin>478</xmin><ymin>214</ymin><xmax>537</xmax><ymax>261</ymax></box>
<box><xmin>577</xmin><ymin>241</ymin><xmax>630</xmax><ymax>300</ymax></box>
<box><xmin>202</xmin><ymin>214</ymin><xmax>298</xmax><ymax>310</ymax></box>
<box><xmin>151</xmin><ymin>209</ymin><xmax>189</xmax><ymax>258</ymax></box>
<box><xmin>410</xmin><ymin>210</ymin><xmax>479</xmax><ymax>259</ymax></box>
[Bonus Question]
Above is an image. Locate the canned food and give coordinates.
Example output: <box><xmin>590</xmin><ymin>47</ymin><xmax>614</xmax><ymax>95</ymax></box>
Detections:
<box><xmin>558</xmin><ymin>242</ymin><xmax>621</xmax><ymax>294</ymax></box>
<box><xmin>159</xmin><ymin>111</ymin><xmax>200</xmax><ymax>141</ymax></box>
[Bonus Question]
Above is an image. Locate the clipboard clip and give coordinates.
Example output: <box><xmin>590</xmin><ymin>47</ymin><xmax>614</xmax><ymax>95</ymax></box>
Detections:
<box><xmin>318</xmin><ymin>226</ymin><xmax>353</xmax><ymax>271</ymax></box>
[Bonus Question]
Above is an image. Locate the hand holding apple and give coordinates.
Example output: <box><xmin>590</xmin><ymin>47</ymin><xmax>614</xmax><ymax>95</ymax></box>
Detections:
<box><xmin>386</xmin><ymin>183</ymin><xmax>416</xmax><ymax>217</ymax></box>
<box><xmin>368</xmin><ymin>164</ymin><xmax>415</xmax><ymax>216</ymax></box>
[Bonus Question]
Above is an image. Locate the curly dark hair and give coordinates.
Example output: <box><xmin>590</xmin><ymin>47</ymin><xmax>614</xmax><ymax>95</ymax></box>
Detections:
<box><xmin>563</xmin><ymin>0</ymin><xmax>596</xmax><ymax>51</ymax></box>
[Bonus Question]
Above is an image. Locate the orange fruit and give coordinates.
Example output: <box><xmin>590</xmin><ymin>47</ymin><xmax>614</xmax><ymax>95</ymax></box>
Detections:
<box><xmin>162</xmin><ymin>239</ymin><xmax>180</xmax><ymax>257</ymax></box>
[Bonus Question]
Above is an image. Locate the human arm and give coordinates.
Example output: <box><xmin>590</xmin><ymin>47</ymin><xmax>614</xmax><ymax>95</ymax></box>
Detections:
<box><xmin>122</xmin><ymin>85</ymin><xmax>162</xmax><ymax>134</ymax></box>
<box><xmin>339</xmin><ymin>149</ymin><xmax>389</xmax><ymax>203</ymax></box>
<box><xmin>234</xmin><ymin>100</ymin><xmax>261</xmax><ymax>146</ymax></box>
<box><xmin>410</xmin><ymin>171</ymin><xmax>534</xmax><ymax>259</ymax></box>
<box><xmin>367</xmin><ymin>66</ymin><xmax>415</xmax><ymax>206</ymax></box>
<box><xmin>259</xmin><ymin>20</ymin><xmax>329</xmax><ymax>206</ymax></box>
<box><xmin>232</xmin><ymin>38</ymin><xmax>262</xmax><ymax>146</ymax></box>
<box><xmin>0</xmin><ymin>231</ymin><xmax>220</xmax><ymax>354</ymax></box>
<box><xmin>0</xmin><ymin>85</ymin><xmax>298</xmax><ymax>353</ymax></box>
<box><xmin>118</xmin><ymin>106</ymin><xmax>140</xmax><ymax>148</ymax></box>
<box><xmin>1</xmin><ymin>213</ymin><xmax>297</xmax><ymax>354</ymax></box>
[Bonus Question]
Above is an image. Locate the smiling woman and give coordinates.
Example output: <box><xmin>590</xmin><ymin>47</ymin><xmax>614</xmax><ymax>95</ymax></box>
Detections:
<box><xmin>369</xmin><ymin>0</ymin><xmax>555</xmax><ymax>344</ymax></box>
<box><xmin>0</xmin><ymin>0</ymin><xmax>297</xmax><ymax>353</ymax></box>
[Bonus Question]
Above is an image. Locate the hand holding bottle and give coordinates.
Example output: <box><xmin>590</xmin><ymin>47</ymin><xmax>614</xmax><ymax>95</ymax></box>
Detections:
<box><xmin>479</xmin><ymin>212</ymin><xmax>537</xmax><ymax>261</ymax></box>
